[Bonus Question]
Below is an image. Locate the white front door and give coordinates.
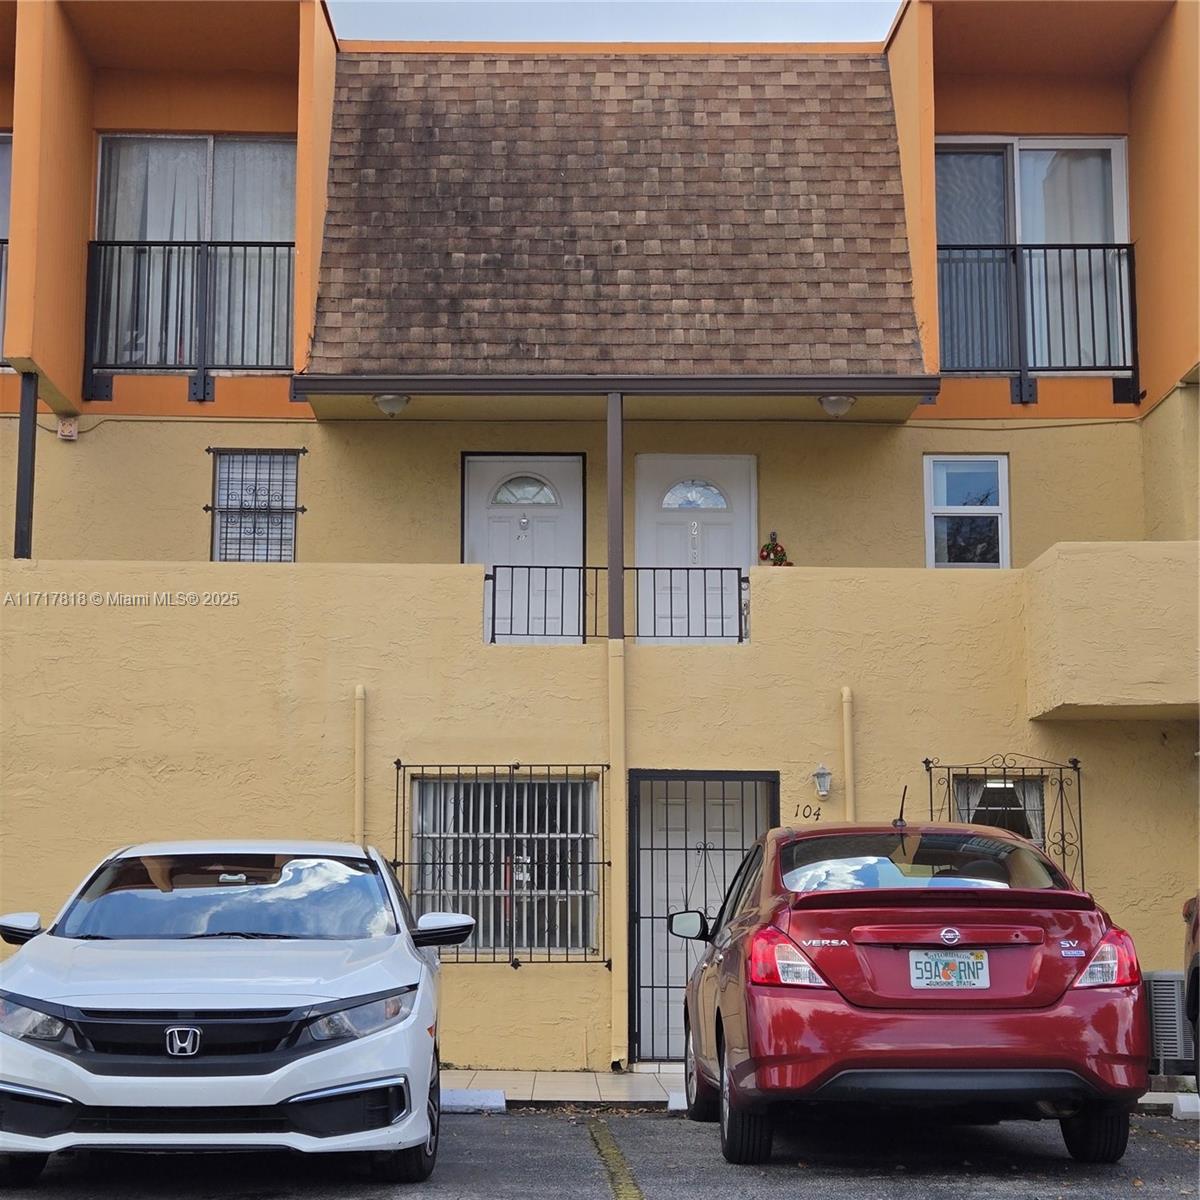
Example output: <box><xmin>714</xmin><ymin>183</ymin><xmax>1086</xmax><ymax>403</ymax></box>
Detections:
<box><xmin>634</xmin><ymin>455</ymin><xmax>756</xmax><ymax>641</ymax></box>
<box><xmin>464</xmin><ymin>455</ymin><xmax>584</xmax><ymax>643</ymax></box>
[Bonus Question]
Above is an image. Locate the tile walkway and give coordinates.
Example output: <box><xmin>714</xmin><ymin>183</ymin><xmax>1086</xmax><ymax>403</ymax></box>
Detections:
<box><xmin>442</xmin><ymin>1068</ymin><xmax>684</xmax><ymax>1105</ymax></box>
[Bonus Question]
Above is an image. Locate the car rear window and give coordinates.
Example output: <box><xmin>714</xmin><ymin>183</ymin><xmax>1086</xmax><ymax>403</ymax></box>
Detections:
<box><xmin>779</xmin><ymin>831</ymin><xmax>1071</xmax><ymax>894</ymax></box>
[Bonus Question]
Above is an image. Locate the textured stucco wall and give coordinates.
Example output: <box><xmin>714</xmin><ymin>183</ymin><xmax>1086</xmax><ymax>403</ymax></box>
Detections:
<box><xmin>1025</xmin><ymin>541</ymin><xmax>1199</xmax><ymax>720</ymax></box>
<box><xmin>1</xmin><ymin>555</ymin><xmax>1196</xmax><ymax>1068</ymax></box>
<box><xmin>0</xmin><ymin>413</ymin><xmax>1149</xmax><ymax>568</ymax></box>
<box><xmin>1141</xmin><ymin>383</ymin><xmax>1200</xmax><ymax>543</ymax></box>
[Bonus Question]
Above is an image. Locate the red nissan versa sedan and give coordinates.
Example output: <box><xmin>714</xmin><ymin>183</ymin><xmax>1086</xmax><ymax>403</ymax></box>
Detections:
<box><xmin>669</xmin><ymin>823</ymin><xmax>1148</xmax><ymax>1166</ymax></box>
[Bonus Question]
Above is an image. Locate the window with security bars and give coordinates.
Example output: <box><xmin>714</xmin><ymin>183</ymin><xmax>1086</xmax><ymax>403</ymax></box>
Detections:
<box><xmin>408</xmin><ymin>773</ymin><xmax>601</xmax><ymax>959</ymax></box>
<box><xmin>207</xmin><ymin>449</ymin><xmax>304</xmax><ymax>562</ymax></box>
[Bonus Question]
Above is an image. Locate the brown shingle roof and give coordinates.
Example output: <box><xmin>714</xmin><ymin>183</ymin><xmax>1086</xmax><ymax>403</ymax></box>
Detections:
<box><xmin>308</xmin><ymin>51</ymin><xmax>923</xmax><ymax>379</ymax></box>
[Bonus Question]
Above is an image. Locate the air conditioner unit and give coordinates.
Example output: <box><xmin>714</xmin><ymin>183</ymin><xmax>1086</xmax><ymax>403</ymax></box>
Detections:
<box><xmin>1146</xmin><ymin>971</ymin><xmax>1196</xmax><ymax>1073</ymax></box>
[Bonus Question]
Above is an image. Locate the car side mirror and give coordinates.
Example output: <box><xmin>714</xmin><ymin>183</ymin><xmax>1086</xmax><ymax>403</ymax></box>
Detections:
<box><xmin>668</xmin><ymin>910</ymin><xmax>710</xmax><ymax>942</ymax></box>
<box><xmin>0</xmin><ymin>913</ymin><xmax>43</xmax><ymax>946</ymax></box>
<box><xmin>412</xmin><ymin>912</ymin><xmax>476</xmax><ymax>948</ymax></box>
<box><xmin>1184</xmin><ymin>897</ymin><xmax>1197</xmax><ymax>924</ymax></box>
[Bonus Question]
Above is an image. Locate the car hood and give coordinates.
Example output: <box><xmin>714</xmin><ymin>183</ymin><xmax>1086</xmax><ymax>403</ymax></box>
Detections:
<box><xmin>0</xmin><ymin>935</ymin><xmax>422</xmax><ymax>1008</ymax></box>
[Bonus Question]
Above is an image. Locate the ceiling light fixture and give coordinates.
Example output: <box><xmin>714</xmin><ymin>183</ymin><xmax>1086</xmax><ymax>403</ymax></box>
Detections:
<box><xmin>818</xmin><ymin>394</ymin><xmax>857</xmax><ymax>419</ymax></box>
<box><xmin>374</xmin><ymin>393</ymin><xmax>410</xmax><ymax>417</ymax></box>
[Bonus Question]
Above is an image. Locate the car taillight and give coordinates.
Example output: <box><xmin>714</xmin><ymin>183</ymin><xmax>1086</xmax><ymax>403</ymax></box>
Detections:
<box><xmin>748</xmin><ymin>925</ymin><xmax>828</xmax><ymax>987</ymax></box>
<box><xmin>1072</xmin><ymin>929</ymin><xmax>1141</xmax><ymax>988</ymax></box>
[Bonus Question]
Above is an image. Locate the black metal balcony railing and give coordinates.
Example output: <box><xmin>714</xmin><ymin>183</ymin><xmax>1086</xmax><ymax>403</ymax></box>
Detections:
<box><xmin>937</xmin><ymin>243</ymin><xmax>1138</xmax><ymax>403</ymax></box>
<box><xmin>483</xmin><ymin>565</ymin><xmax>750</xmax><ymax>643</ymax></box>
<box><xmin>84</xmin><ymin>240</ymin><xmax>295</xmax><ymax>400</ymax></box>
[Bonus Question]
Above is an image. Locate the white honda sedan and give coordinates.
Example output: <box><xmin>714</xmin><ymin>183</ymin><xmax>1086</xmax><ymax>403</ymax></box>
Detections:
<box><xmin>0</xmin><ymin>840</ymin><xmax>473</xmax><ymax>1187</ymax></box>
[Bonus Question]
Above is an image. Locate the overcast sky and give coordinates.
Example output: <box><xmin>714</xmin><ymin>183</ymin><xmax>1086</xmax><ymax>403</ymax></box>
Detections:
<box><xmin>327</xmin><ymin>1</ymin><xmax>902</xmax><ymax>43</ymax></box>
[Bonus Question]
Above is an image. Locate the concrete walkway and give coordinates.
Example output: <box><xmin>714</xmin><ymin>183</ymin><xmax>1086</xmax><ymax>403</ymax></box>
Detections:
<box><xmin>442</xmin><ymin>1065</ymin><xmax>684</xmax><ymax>1105</ymax></box>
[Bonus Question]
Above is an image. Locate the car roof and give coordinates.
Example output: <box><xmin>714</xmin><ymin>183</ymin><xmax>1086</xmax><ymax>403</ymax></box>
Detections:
<box><xmin>114</xmin><ymin>840</ymin><xmax>370</xmax><ymax>859</ymax></box>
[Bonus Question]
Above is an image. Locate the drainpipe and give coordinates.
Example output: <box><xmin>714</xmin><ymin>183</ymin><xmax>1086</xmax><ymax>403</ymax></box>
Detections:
<box><xmin>841</xmin><ymin>687</ymin><xmax>857</xmax><ymax>822</ymax></box>
<box><xmin>353</xmin><ymin>685</ymin><xmax>366</xmax><ymax>843</ymax></box>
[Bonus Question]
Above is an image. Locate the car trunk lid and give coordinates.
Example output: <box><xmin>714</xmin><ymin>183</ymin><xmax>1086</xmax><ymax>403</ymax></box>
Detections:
<box><xmin>785</xmin><ymin>888</ymin><xmax>1103</xmax><ymax>1009</ymax></box>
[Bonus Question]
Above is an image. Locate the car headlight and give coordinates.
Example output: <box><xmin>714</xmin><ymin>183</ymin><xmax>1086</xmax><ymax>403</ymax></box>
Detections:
<box><xmin>0</xmin><ymin>996</ymin><xmax>67</xmax><ymax>1042</ymax></box>
<box><xmin>307</xmin><ymin>989</ymin><xmax>417</xmax><ymax>1042</ymax></box>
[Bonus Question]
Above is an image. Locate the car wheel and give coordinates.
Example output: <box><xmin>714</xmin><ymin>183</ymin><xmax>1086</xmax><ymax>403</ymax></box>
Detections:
<box><xmin>0</xmin><ymin>1153</ymin><xmax>49</xmax><ymax>1188</ymax></box>
<box><xmin>684</xmin><ymin>1019</ymin><xmax>718</xmax><ymax>1123</ymax></box>
<box><xmin>1060</xmin><ymin>1103</ymin><xmax>1130</xmax><ymax>1163</ymax></box>
<box><xmin>370</xmin><ymin>1048</ymin><xmax>441</xmax><ymax>1183</ymax></box>
<box><xmin>717</xmin><ymin>1037</ymin><xmax>772</xmax><ymax>1165</ymax></box>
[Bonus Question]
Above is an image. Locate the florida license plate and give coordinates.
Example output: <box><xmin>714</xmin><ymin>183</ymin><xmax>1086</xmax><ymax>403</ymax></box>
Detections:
<box><xmin>909</xmin><ymin>949</ymin><xmax>990</xmax><ymax>989</ymax></box>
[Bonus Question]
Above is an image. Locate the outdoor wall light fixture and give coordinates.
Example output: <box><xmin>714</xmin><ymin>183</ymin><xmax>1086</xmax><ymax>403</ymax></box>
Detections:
<box><xmin>374</xmin><ymin>393</ymin><xmax>410</xmax><ymax>417</ymax></box>
<box><xmin>818</xmin><ymin>394</ymin><xmax>857</xmax><ymax>418</ymax></box>
<box><xmin>812</xmin><ymin>764</ymin><xmax>833</xmax><ymax>798</ymax></box>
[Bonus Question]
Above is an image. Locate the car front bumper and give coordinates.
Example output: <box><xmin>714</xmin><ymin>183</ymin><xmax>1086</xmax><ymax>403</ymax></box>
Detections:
<box><xmin>0</xmin><ymin>1020</ymin><xmax>435</xmax><ymax>1155</ymax></box>
<box><xmin>736</xmin><ymin>983</ymin><xmax>1149</xmax><ymax>1107</ymax></box>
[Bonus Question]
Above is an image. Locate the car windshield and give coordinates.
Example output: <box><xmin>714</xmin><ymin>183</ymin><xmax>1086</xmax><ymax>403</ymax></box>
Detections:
<box><xmin>55</xmin><ymin>854</ymin><xmax>398</xmax><ymax>940</ymax></box>
<box><xmin>779</xmin><ymin>831</ymin><xmax>1071</xmax><ymax>894</ymax></box>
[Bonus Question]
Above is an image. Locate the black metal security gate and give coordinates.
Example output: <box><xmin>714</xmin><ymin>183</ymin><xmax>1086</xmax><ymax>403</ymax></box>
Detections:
<box><xmin>924</xmin><ymin>754</ymin><xmax>1084</xmax><ymax>887</ymax></box>
<box><xmin>629</xmin><ymin>770</ymin><xmax>779</xmax><ymax>1062</ymax></box>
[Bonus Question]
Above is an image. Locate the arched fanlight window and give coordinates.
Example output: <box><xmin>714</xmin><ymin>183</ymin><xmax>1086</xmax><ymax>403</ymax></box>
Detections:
<box><xmin>661</xmin><ymin>479</ymin><xmax>728</xmax><ymax>510</ymax></box>
<box><xmin>492</xmin><ymin>475</ymin><xmax>558</xmax><ymax>505</ymax></box>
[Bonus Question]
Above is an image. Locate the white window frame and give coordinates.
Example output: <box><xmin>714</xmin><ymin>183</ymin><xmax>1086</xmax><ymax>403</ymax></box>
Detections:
<box><xmin>934</xmin><ymin>135</ymin><xmax>1129</xmax><ymax>243</ymax></box>
<box><xmin>923</xmin><ymin>454</ymin><xmax>1010</xmax><ymax>569</ymax></box>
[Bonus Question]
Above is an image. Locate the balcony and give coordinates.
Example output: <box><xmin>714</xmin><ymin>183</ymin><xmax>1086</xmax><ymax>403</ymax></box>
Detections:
<box><xmin>937</xmin><ymin>243</ymin><xmax>1138</xmax><ymax>403</ymax></box>
<box><xmin>483</xmin><ymin>565</ymin><xmax>750</xmax><ymax>644</ymax></box>
<box><xmin>83</xmin><ymin>240</ymin><xmax>295</xmax><ymax>401</ymax></box>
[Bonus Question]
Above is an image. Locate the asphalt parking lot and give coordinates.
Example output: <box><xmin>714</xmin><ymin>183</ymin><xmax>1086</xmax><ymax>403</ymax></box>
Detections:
<box><xmin>17</xmin><ymin>1111</ymin><xmax>1199</xmax><ymax>1199</ymax></box>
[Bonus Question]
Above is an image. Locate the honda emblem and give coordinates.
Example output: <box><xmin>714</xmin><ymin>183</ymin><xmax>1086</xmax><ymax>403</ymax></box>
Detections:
<box><xmin>939</xmin><ymin>927</ymin><xmax>962</xmax><ymax>946</ymax></box>
<box><xmin>165</xmin><ymin>1026</ymin><xmax>202</xmax><ymax>1057</ymax></box>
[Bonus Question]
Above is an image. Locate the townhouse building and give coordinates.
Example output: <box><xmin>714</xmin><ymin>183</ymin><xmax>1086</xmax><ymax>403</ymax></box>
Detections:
<box><xmin>0</xmin><ymin>0</ymin><xmax>1196</xmax><ymax>1070</ymax></box>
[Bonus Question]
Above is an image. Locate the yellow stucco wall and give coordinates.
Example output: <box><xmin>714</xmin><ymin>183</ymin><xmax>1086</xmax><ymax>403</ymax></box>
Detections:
<box><xmin>1</xmin><ymin>553</ymin><xmax>1195</xmax><ymax>1068</ymax></box>
<box><xmin>0</xmin><ymin>413</ymin><xmax>1153</xmax><ymax>568</ymax></box>
<box><xmin>1141</xmin><ymin>383</ymin><xmax>1199</xmax><ymax>542</ymax></box>
<box><xmin>1025</xmin><ymin>541</ymin><xmax>1199</xmax><ymax>721</ymax></box>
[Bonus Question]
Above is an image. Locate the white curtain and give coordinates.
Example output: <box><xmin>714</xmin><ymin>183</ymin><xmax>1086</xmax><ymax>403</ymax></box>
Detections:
<box><xmin>94</xmin><ymin>137</ymin><xmax>294</xmax><ymax>369</ymax></box>
<box><xmin>95</xmin><ymin>138</ymin><xmax>206</xmax><ymax>366</ymax></box>
<box><xmin>954</xmin><ymin>776</ymin><xmax>1045</xmax><ymax>847</ymax></box>
<box><xmin>1019</xmin><ymin>149</ymin><xmax>1125</xmax><ymax>369</ymax></box>
<box><xmin>209</xmin><ymin>140</ymin><xmax>295</xmax><ymax>368</ymax></box>
<box><xmin>952</xmin><ymin>777</ymin><xmax>988</xmax><ymax>823</ymax></box>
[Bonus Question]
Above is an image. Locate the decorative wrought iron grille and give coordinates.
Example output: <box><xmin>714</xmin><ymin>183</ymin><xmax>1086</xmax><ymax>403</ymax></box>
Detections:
<box><xmin>392</xmin><ymin>762</ymin><xmax>609</xmax><ymax>966</ymax></box>
<box><xmin>924</xmin><ymin>754</ymin><xmax>1084</xmax><ymax>887</ymax></box>
<box><xmin>205</xmin><ymin>448</ymin><xmax>306</xmax><ymax>563</ymax></box>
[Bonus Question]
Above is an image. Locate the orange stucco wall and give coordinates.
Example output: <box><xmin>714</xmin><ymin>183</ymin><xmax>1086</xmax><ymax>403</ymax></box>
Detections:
<box><xmin>4</xmin><ymin>0</ymin><xmax>94</xmax><ymax>410</ymax></box>
<box><xmin>294</xmin><ymin>0</ymin><xmax>337</xmax><ymax>372</ymax></box>
<box><xmin>934</xmin><ymin>73</ymin><xmax>1130</xmax><ymax>136</ymax></box>
<box><xmin>1129</xmin><ymin>0</ymin><xmax>1200</xmax><ymax>408</ymax></box>
<box><xmin>886</xmin><ymin>0</ymin><xmax>938</xmax><ymax>374</ymax></box>
<box><xmin>92</xmin><ymin>70</ymin><xmax>297</xmax><ymax>135</ymax></box>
